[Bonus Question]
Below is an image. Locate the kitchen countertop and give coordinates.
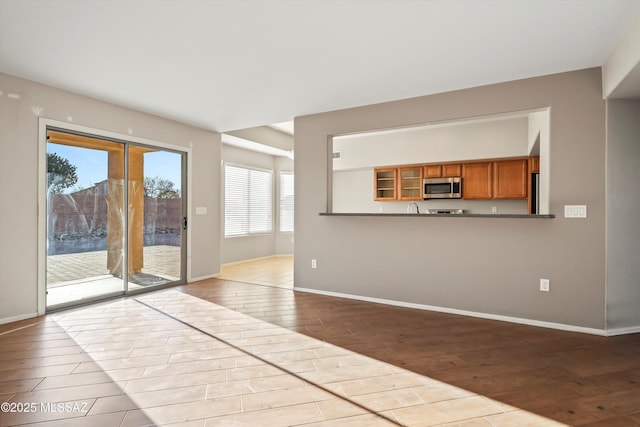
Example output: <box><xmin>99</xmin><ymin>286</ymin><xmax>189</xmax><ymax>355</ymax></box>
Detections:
<box><xmin>319</xmin><ymin>212</ymin><xmax>555</xmax><ymax>218</ymax></box>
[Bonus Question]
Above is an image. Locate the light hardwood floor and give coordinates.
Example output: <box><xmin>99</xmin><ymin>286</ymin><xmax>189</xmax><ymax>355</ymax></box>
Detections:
<box><xmin>219</xmin><ymin>256</ymin><xmax>293</xmax><ymax>289</ymax></box>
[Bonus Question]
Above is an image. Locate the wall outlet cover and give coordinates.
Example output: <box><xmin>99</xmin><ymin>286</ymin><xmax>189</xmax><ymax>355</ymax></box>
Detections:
<box><xmin>540</xmin><ymin>278</ymin><xmax>550</xmax><ymax>292</ymax></box>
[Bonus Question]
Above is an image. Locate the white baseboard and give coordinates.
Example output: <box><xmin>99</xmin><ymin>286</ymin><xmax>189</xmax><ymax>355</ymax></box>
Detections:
<box><xmin>605</xmin><ymin>325</ymin><xmax>640</xmax><ymax>336</ymax></box>
<box><xmin>221</xmin><ymin>255</ymin><xmax>276</xmax><ymax>267</ymax></box>
<box><xmin>0</xmin><ymin>312</ymin><xmax>39</xmax><ymax>326</ymax></box>
<box><xmin>293</xmin><ymin>287</ymin><xmax>609</xmax><ymax>336</ymax></box>
<box><xmin>188</xmin><ymin>273</ymin><xmax>220</xmax><ymax>282</ymax></box>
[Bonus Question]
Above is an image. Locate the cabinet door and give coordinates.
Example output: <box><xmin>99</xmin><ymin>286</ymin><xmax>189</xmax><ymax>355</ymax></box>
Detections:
<box><xmin>424</xmin><ymin>165</ymin><xmax>442</xmax><ymax>178</ymax></box>
<box><xmin>529</xmin><ymin>156</ymin><xmax>540</xmax><ymax>173</ymax></box>
<box><xmin>494</xmin><ymin>159</ymin><xmax>528</xmax><ymax>199</ymax></box>
<box><xmin>398</xmin><ymin>167</ymin><xmax>423</xmax><ymax>200</ymax></box>
<box><xmin>442</xmin><ymin>164</ymin><xmax>462</xmax><ymax>177</ymax></box>
<box><xmin>462</xmin><ymin>162</ymin><xmax>492</xmax><ymax>199</ymax></box>
<box><xmin>374</xmin><ymin>168</ymin><xmax>397</xmax><ymax>201</ymax></box>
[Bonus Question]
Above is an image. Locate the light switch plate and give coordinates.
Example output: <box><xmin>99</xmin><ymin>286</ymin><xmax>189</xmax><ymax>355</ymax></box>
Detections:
<box><xmin>564</xmin><ymin>205</ymin><xmax>587</xmax><ymax>218</ymax></box>
<box><xmin>195</xmin><ymin>207</ymin><xmax>207</xmax><ymax>215</ymax></box>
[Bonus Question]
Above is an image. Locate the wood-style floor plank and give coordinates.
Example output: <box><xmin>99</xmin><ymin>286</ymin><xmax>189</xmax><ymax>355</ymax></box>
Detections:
<box><xmin>178</xmin><ymin>278</ymin><xmax>640</xmax><ymax>426</ymax></box>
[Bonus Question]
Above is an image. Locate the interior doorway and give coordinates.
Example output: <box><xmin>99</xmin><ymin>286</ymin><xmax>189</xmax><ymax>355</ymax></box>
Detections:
<box><xmin>219</xmin><ymin>121</ymin><xmax>295</xmax><ymax>290</ymax></box>
<box><xmin>45</xmin><ymin>129</ymin><xmax>187</xmax><ymax>309</ymax></box>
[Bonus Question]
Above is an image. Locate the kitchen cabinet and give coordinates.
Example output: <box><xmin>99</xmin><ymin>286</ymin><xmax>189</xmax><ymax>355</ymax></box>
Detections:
<box><xmin>373</xmin><ymin>157</ymin><xmax>530</xmax><ymax>201</ymax></box>
<box><xmin>423</xmin><ymin>163</ymin><xmax>461</xmax><ymax>178</ymax></box>
<box><xmin>424</xmin><ymin>165</ymin><xmax>442</xmax><ymax>178</ymax></box>
<box><xmin>493</xmin><ymin>159</ymin><xmax>528</xmax><ymax>199</ymax></box>
<box><xmin>374</xmin><ymin>168</ymin><xmax>397</xmax><ymax>201</ymax></box>
<box><xmin>462</xmin><ymin>159</ymin><xmax>528</xmax><ymax>200</ymax></box>
<box><xmin>462</xmin><ymin>162</ymin><xmax>492</xmax><ymax>199</ymax></box>
<box><xmin>397</xmin><ymin>166</ymin><xmax>423</xmax><ymax>200</ymax></box>
<box><xmin>529</xmin><ymin>156</ymin><xmax>540</xmax><ymax>173</ymax></box>
<box><xmin>442</xmin><ymin>164</ymin><xmax>462</xmax><ymax>177</ymax></box>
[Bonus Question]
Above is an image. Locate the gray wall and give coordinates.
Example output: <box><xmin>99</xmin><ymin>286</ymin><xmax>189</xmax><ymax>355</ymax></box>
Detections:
<box><xmin>221</xmin><ymin>144</ymin><xmax>293</xmax><ymax>264</ymax></box>
<box><xmin>294</xmin><ymin>68</ymin><xmax>607</xmax><ymax>330</ymax></box>
<box><xmin>606</xmin><ymin>99</ymin><xmax>640</xmax><ymax>331</ymax></box>
<box><xmin>0</xmin><ymin>73</ymin><xmax>221</xmax><ymax>323</ymax></box>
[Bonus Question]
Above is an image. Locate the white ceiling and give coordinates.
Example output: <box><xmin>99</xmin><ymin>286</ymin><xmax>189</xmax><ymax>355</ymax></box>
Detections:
<box><xmin>1</xmin><ymin>0</ymin><xmax>639</xmax><ymax>133</ymax></box>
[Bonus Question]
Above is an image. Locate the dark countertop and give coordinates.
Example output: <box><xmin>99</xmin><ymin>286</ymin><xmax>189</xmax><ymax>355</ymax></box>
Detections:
<box><xmin>319</xmin><ymin>212</ymin><xmax>555</xmax><ymax>218</ymax></box>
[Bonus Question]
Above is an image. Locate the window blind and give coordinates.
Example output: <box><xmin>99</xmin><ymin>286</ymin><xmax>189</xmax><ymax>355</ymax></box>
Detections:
<box><xmin>224</xmin><ymin>164</ymin><xmax>273</xmax><ymax>237</ymax></box>
<box><xmin>279</xmin><ymin>172</ymin><xmax>294</xmax><ymax>232</ymax></box>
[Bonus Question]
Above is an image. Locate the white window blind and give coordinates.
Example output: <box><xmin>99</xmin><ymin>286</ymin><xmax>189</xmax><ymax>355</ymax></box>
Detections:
<box><xmin>225</xmin><ymin>164</ymin><xmax>273</xmax><ymax>237</ymax></box>
<box><xmin>279</xmin><ymin>172</ymin><xmax>294</xmax><ymax>232</ymax></box>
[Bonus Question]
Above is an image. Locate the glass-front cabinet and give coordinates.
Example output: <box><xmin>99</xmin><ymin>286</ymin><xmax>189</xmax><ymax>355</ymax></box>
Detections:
<box><xmin>374</xmin><ymin>167</ymin><xmax>396</xmax><ymax>201</ymax></box>
<box><xmin>397</xmin><ymin>166</ymin><xmax>423</xmax><ymax>201</ymax></box>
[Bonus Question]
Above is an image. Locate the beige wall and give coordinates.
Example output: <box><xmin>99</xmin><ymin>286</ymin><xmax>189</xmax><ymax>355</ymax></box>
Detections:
<box><xmin>606</xmin><ymin>99</ymin><xmax>640</xmax><ymax>331</ymax></box>
<box><xmin>0</xmin><ymin>73</ymin><xmax>221</xmax><ymax>323</ymax></box>
<box><xmin>603</xmin><ymin>13</ymin><xmax>640</xmax><ymax>99</ymax></box>
<box><xmin>294</xmin><ymin>68</ymin><xmax>607</xmax><ymax>331</ymax></box>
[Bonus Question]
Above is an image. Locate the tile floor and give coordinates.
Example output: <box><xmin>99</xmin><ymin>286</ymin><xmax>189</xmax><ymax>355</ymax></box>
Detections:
<box><xmin>0</xmin><ymin>290</ymin><xmax>565</xmax><ymax>426</ymax></box>
<box><xmin>45</xmin><ymin>277</ymin><xmax>144</xmax><ymax>308</ymax></box>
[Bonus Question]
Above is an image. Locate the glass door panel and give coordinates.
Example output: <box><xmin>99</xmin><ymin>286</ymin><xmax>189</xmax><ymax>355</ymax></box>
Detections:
<box><xmin>46</xmin><ymin>134</ymin><xmax>125</xmax><ymax>307</ymax></box>
<box><xmin>127</xmin><ymin>147</ymin><xmax>185</xmax><ymax>289</ymax></box>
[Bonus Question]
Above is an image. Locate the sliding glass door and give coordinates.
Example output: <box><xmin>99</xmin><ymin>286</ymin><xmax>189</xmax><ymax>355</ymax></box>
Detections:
<box><xmin>128</xmin><ymin>147</ymin><xmax>185</xmax><ymax>290</ymax></box>
<box><xmin>45</xmin><ymin>130</ymin><xmax>186</xmax><ymax>309</ymax></box>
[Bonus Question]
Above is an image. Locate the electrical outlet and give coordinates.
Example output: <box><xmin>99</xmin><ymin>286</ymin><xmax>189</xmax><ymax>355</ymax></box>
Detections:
<box><xmin>311</xmin><ymin>259</ymin><xmax>317</xmax><ymax>269</ymax></box>
<box><xmin>540</xmin><ymin>278</ymin><xmax>550</xmax><ymax>292</ymax></box>
<box><xmin>492</xmin><ymin>206</ymin><xmax>497</xmax><ymax>213</ymax></box>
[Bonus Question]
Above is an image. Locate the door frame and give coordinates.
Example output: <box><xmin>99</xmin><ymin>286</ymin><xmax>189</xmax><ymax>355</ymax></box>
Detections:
<box><xmin>37</xmin><ymin>118</ymin><xmax>193</xmax><ymax>315</ymax></box>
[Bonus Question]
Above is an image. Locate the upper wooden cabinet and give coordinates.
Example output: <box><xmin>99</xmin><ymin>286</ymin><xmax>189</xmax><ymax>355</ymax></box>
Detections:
<box><xmin>462</xmin><ymin>159</ymin><xmax>530</xmax><ymax>200</ymax></box>
<box><xmin>374</xmin><ymin>168</ymin><xmax>397</xmax><ymax>201</ymax></box>
<box><xmin>397</xmin><ymin>166</ymin><xmax>423</xmax><ymax>200</ymax></box>
<box><xmin>529</xmin><ymin>156</ymin><xmax>540</xmax><ymax>173</ymax></box>
<box><xmin>423</xmin><ymin>163</ymin><xmax>461</xmax><ymax>178</ymax></box>
<box><xmin>493</xmin><ymin>159</ymin><xmax>528</xmax><ymax>199</ymax></box>
<box><xmin>442</xmin><ymin>164</ymin><xmax>462</xmax><ymax>177</ymax></box>
<box><xmin>373</xmin><ymin>156</ymin><xmax>535</xmax><ymax>202</ymax></box>
<box><xmin>424</xmin><ymin>165</ymin><xmax>442</xmax><ymax>178</ymax></box>
<box><xmin>462</xmin><ymin>162</ymin><xmax>493</xmax><ymax>199</ymax></box>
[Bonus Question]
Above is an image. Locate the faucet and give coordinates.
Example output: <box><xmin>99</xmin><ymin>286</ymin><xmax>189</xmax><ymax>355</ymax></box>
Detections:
<box><xmin>407</xmin><ymin>202</ymin><xmax>420</xmax><ymax>214</ymax></box>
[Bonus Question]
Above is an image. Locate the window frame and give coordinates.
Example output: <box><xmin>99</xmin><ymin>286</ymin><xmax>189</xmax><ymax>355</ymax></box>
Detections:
<box><xmin>224</xmin><ymin>162</ymin><xmax>274</xmax><ymax>238</ymax></box>
<box><xmin>279</xmin><ymin>171</ymin><xmax>294</xmax><ymax>233</ymax></box>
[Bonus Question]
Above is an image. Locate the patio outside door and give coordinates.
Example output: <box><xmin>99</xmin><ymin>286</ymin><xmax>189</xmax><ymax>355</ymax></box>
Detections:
<box><xmin>45</xmin><ymin>130</ymin><xmax>186</xmax><ymax>309</ymax></box>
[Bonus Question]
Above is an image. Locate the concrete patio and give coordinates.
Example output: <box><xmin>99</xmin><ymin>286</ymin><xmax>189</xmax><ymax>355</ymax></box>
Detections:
<box><xmin>46</xmin><ymin>245</ymin><xmax>181</xmax><ymax>307</ymax></box>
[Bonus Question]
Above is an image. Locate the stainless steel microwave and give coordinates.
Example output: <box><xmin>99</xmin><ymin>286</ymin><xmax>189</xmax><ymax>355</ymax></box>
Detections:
<box><xmin>423</xmin><ymin>177</ymin><xmax>462</xmax><ymax>199</ymax></box>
